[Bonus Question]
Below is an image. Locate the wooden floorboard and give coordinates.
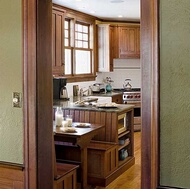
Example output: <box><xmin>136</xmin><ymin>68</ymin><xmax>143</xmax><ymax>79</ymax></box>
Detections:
<box><xmin>96</xmin><ymin>131</ymin><xmax>141</xmax><ymax>189</ymax></box>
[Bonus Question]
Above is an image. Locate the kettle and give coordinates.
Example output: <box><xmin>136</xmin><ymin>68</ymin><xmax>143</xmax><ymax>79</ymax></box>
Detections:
<box><xmin>123</xmin><ymin>79</ymin><xmax>132</xmax><ymax>90</ymax></box>
<box><xmin>60</xmin><ymin>86</ymin><xmax>69</xmax><ymax>100</ymax></box>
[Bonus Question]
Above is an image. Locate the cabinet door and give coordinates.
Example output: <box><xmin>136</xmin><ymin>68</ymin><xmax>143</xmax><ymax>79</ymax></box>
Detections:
<box><xmin>112</xmin><ymin>94</ymin><xmax>123</xmax><ymax>104</ymax></box>
<box><xmin>136</xmin><ymin>27</ymin><xmax>140</xmax><ymax>57</ymax></box>
<box><xmin>118</xmin><ymin>26</ymin><xmax>140</xmax><ymax>58</ymax></box>
<box><xmin>109</xmin><ymin>26</ymin><xmax>118</xmax><ymax>71</ymax></box>
<box><xmin>52</xmin><ymin>8</ymin><xmax>65</xmax><ymax>76</ymax></box>
<box><xmin>98</xmin><ymin>25</ymin><xmax>118</xmax><ymax>72</ymax></box>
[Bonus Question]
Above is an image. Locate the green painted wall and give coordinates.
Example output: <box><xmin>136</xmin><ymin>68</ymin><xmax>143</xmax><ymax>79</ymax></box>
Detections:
<box><xmin>0</xmin><ymin>0</ymin><xmax>23</xmax><ymax>164</ymax></box>
<box><xmin>160</xmin><ymin>0</ymin><xmax>190</xmax><ymax>188</ymax></box>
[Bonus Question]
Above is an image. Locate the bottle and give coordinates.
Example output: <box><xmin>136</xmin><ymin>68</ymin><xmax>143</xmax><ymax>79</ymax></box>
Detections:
<box><xmin>55</xmin><ymin>107</ymin><xmax>63</xmax><ymax>126</ymax></box>
<box><xmin>106</xmin><ymin>83</ymin><xmax>112</xmax><ymax>92</ymax></box>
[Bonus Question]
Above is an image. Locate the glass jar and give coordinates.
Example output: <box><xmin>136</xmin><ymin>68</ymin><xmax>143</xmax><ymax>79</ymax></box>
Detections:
<box><xmin>55</xmin><ymin>107</ymin><xmax>63</xmax><ymax>126</ymax></box>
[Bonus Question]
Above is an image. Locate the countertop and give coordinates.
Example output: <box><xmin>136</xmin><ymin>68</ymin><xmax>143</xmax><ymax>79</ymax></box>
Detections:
<box><xmin>89</xmin><ymin>91</ymin><xmax>123</xmax><ymax>97</ymax></box>
<box><xmin>53</xmin><ymin>97</ymin><xmax>134</xmax><ymax>113</ymax></box>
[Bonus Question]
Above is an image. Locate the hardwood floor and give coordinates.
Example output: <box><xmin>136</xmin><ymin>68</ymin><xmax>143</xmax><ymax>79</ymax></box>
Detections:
<box><xmin>96</xmin><ymin>131</ymin><xmax>141</xmax><ymax>189</ymax></box>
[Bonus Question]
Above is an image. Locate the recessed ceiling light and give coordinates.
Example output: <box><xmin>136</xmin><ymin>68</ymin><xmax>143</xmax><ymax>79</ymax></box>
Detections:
<box><xmin>110</xmin><ymin>0</ymin><xmax>124</xmax><ymax>3</ymax></box>
<box><xmin>118</xmin><ymin>15</ymin><xmax>123</xmax><ymax>18</ymax></box>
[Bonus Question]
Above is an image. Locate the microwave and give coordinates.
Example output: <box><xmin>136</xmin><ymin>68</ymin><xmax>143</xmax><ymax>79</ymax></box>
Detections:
<box><xmin>118</xmin><ymin>113</ymin><xmax>127</xmax><ymax>134</ymax></box>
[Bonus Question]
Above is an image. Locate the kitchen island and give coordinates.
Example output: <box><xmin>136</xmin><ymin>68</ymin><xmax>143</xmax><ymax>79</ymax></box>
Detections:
<box><xmin>53</xmin><ymin>99</ymin><xmax>135</xmax><ymax>187</ymax></box>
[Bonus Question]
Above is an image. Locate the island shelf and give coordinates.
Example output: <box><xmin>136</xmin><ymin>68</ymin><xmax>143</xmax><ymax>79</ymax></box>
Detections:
<box><xmin>53</xmin><ymin>103</ymin><xmax>135</xmax><ymax>187</ymax></box>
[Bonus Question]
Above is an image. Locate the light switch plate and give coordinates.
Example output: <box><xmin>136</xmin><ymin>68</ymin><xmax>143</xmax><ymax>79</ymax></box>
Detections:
<box><xmin>12</xmin><ymin>92</ymin><xmax>22</xmax><ymax>108</ymax></box>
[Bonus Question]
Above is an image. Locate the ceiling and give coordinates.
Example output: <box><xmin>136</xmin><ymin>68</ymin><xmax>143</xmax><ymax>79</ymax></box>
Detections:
<box><xmin>53</xmin><ymin>0</ymin><xmax>140</xmax><ymax>22</ymax></box>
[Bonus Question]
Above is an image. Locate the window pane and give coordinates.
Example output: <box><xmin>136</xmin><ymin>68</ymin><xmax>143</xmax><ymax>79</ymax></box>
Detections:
<box><xmin>83</xmin><ymin>34</ymin><xmax>88</xmax><ymax>41</ymax></box>
<box><xmin>65</xmin><ymin>21</ymin><xmax>68</xmax><ymax>29</ymax></box>
<box><xmin>77</xmin><ymin>24</ymin><xmax>82</xmax><ymax>32</ymax></box>
<box><xmin>83</xmin><ymin>42</ymin><xmax>88</xmax><ymax>48</ymax></box>
<box><xmin>83</xmin><ymin>25</ymin><xmax>88</xmax><ymax>33</ymax></box>
<box><xmin>65</xmin><ymin>49</ymin><xmax>72</xmax><ymax>74</ymax></box>
<box><xmin>77</xmin><ymin>41</ymin><xmax>82</xmax><ymax>48</ymax></box>
<box><xmin>78</xmin><ymin>33</ymin><xmax>82</xmax><ymax>40</ymax></box>
<box><xmin>75</xmin><ymin>50</ymin><xmax>91</xmax><ymax>74</ymax></box>
<box><xmin>65</xmin><ymin>39</ymin><xmax>68</xmax><ymax>46</ymax></box>
<box><xmin>65</xmin><ymin>30</ymin><xmax>68</xmax><ymax>38</ymax></box>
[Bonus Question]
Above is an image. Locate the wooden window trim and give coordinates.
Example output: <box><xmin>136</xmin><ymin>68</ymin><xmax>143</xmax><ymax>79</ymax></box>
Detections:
<box><xmin>53</xmin><ymin>4</ymin><xmax>97</xmax><ymax>82</ymax></box>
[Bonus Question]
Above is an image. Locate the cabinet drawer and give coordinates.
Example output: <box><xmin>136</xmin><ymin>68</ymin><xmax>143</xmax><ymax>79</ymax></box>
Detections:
<box><xmin>112</xmin><ymin>94</ymin><xmax>123</xmax><ymax>104</ymax></box>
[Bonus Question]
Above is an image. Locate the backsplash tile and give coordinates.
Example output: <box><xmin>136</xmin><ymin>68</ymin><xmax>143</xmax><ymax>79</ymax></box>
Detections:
<box><xmin>67</xmin><ymin>59</ymin><xmax>141</xmax><ymax>97</ymax></box>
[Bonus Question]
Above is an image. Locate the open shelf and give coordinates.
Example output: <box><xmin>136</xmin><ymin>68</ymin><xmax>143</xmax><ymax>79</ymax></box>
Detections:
<box><xmin>118</xmin><ymin>139</ymin><xmax>130</xmax><ymax>151</ymax></box>
<box><xmin>118</xmin><ymin>156</ymin><xmax>133</xmax><ymax>167</ymax></box>
<box><xmin>118</xmin><ymin>130</ymin><xmax>130</xmax><ymax>138</ymax></box>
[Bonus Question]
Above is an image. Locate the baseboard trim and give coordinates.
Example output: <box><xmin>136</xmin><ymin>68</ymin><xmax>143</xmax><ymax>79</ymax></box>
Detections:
<box><xmin>158</xmin><ymin>186</ymin><xmax>186</xmax><ymax>189</ymax></box>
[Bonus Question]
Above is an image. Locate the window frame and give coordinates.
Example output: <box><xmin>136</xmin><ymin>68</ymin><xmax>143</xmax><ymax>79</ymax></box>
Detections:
<box><xmin>62</xmin><ymin>9</ymin><xmax>97</xmax><ymax>82</ymax></box>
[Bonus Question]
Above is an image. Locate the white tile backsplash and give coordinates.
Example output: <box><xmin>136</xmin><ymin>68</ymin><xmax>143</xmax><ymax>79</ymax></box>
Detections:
<box><xmin>66</xmin><ymin>59</ymin><xmax>141</xmax><ymax>97</ymax></box>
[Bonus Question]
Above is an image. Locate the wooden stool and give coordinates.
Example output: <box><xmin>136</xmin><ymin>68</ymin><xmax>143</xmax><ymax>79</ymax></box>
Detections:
<box><xmin>53</xmin><ymin>133</ymin><xmax>79</xmax><ymax>189</ymax></box>
<box><xmin>54</xmin><ymin>163</ymin><xmax>79</xmax><ymax>189</ymax></box>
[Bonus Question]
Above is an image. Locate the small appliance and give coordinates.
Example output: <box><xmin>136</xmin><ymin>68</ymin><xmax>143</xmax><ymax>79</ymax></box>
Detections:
<box><xmin>53</xmin><ymin>78</ymin><xmax>69</xmax><ymax>100</ymax></box>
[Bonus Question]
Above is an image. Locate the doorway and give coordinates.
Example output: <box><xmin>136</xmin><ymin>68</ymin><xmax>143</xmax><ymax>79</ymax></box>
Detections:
<box><xmin>24</xmin><ymin>0</ymin><xmax>159</xmax><ymax>189</ymax></box>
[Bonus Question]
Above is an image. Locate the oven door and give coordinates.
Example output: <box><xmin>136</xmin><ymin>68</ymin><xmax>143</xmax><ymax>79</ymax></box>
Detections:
<box><xmin>126</xmin><ymin>101</ymin><xmax>141</xmax><ymax>131</ymax></box>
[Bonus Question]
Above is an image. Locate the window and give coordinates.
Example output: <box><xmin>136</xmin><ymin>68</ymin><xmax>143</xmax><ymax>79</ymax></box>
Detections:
<box><xmin>64</xmin><ymin>19</ymin><xmax>93</xmax><ymax>76</ymax></box>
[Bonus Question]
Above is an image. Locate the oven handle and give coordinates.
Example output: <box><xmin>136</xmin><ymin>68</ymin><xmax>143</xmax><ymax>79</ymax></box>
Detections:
<box><xmin>124</xmin><ymin>102</ymin><xmax>141</xmax><ymax>108</ymax></box>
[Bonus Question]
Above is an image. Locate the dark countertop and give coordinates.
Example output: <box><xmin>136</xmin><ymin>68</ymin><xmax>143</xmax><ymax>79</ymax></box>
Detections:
<box><xmin>53</xmin><ymin>98</ymin><xmax>134</xmax><ymax>113</ymax></box>
<box><xmin>89</xmin><ymin>91</ymin><xmax>123</xmax><ymax>97</ymax></box>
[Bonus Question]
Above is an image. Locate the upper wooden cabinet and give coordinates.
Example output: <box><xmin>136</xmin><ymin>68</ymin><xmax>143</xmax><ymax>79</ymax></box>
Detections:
<box><xmin>97</xmin><ymin>24</ymin><xmax>140</xmax><ymax>72</ymax></box>
<box><xmin>118</xmin><ymin>25</ymin><xmax>140</xmax><ymax>59</ymax></box>
<box><xmin>52</xmin><ymin>7</ymin><xmax>65</xmax><ymax>76</ymax></box>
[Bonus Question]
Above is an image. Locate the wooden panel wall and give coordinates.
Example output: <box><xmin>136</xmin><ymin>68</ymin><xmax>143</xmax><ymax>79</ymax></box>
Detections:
<box><xmin>0</xmin><ymin>166</ymin><xmax>24</xmax><ymax>189</ymax></box>
<box><xmin>53</xmin><ymin>108</ymin><xmax>118</xmax><ymax>142</ymax></box>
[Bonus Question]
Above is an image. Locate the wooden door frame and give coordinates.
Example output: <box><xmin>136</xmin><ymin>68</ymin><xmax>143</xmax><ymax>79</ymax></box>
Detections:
<box><xmin>23</xmin><ymin>0</ymin><xmax>161</xmax><ymax>188</ymax></box>
<box><xmin>141</xmin><ymin>0</ymin><xmax>160</xmax><ymax>188</ymax></box>
<box><xmin>23</xmin><ymin>0</ymin><xmax>54</xmax><ymax>188</ymax></box>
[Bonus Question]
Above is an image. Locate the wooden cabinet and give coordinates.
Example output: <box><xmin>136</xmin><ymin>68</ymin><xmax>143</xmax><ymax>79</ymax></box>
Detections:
<box><xmin>54</xmin><ymin>106</ymin><xmax>135</xmax><ymax>187</ymax></box>
<box><xmin>118</xmin><ymin>25</ymin><xmax>140</xmax><ymax>58</ymax></box>
<box><xmin>52</xmin><ymin>7</ymin><xmax>65</xmax><ymax>76</ymax></box>
<box><xmin>97</xmin><ymin>24</ymin><xmax>140</xmax><ymax>71</ymax></box>
<box><xmin>112</xmin><ymin>93</ymin><xmax>123</xmax><ymax>104</ymax></box>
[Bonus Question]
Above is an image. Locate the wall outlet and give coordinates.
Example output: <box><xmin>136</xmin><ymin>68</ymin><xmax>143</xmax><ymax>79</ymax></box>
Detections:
<box><xmin>12</xmin><ymin>92</ymin><xmax>22</xmax><ymax>108</ymax></box>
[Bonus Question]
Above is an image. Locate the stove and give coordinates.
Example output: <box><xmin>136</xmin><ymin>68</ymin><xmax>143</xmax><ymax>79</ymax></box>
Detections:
<box><xmin>113</xmin><ymin>88</ymin><xmax>141</xmax><ymax>131</ymax></box>
<box><xmin>113</xmin><ymin>88</ymin><xmax>140</xmax><ymax>92</ymax></box>
<box><xmin>113</xmin><ymin>88</ymin><xmax>141</xmax><ymax>102</ymax></box>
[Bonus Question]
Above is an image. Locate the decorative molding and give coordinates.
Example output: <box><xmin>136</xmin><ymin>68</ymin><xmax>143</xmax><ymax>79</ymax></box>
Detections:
<box><xmin>158</xmin><ymin>186</ymin><xmax>185</xmax><ymax>189</ymax></box>
<box><xmin>0</xmin><ymin>161</ymin><xmax>24</xmax><ymax>170</ymax></box>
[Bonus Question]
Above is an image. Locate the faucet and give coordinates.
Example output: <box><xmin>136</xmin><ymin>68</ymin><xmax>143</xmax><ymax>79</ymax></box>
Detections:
<box><xmin>79</xmin><ymin>86</ymin><xmax>92</xmax><ymax>96</ymax></box>
<box><xmin>79</xmin><ymin>88</ymin><xmax>88</xmax><ymax>96</ymax></box>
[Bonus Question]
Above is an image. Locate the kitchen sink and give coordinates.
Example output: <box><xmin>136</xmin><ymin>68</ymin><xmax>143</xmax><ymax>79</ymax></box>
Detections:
<box><xmin>82</xmin><ymin>97</ymin><xmax>98</xmax><ymax>102</ymax></box>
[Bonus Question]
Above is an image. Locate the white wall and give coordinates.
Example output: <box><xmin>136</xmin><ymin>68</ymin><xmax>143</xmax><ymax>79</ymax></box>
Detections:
<box><xmin>67</xmin><ymin>58</ymin><xmax>141</xmax><ymax>97</ymax></box>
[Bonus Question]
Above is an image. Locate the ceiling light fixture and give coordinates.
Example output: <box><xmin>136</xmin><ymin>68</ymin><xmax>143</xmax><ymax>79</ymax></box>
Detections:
<box><xmin>118</xmin><ymin>15</ymin><xmax>123</xmax><ymax>17</ymax></box>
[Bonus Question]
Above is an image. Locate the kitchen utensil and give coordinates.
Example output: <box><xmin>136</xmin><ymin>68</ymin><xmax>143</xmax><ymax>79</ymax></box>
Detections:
<box><xmin>92</xmin><ymin>83</ymin><xmax>100</xmax><ymax>92</ymax></box>
<box><xmin>123</xmin><ymin>79</ymin><xmax>132</xmax><ymax>90</ymax></box>
<box><xmin>60</xmin><ymin>86</ymin><xmax>68</xmax><ymax>99</ymax></box>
